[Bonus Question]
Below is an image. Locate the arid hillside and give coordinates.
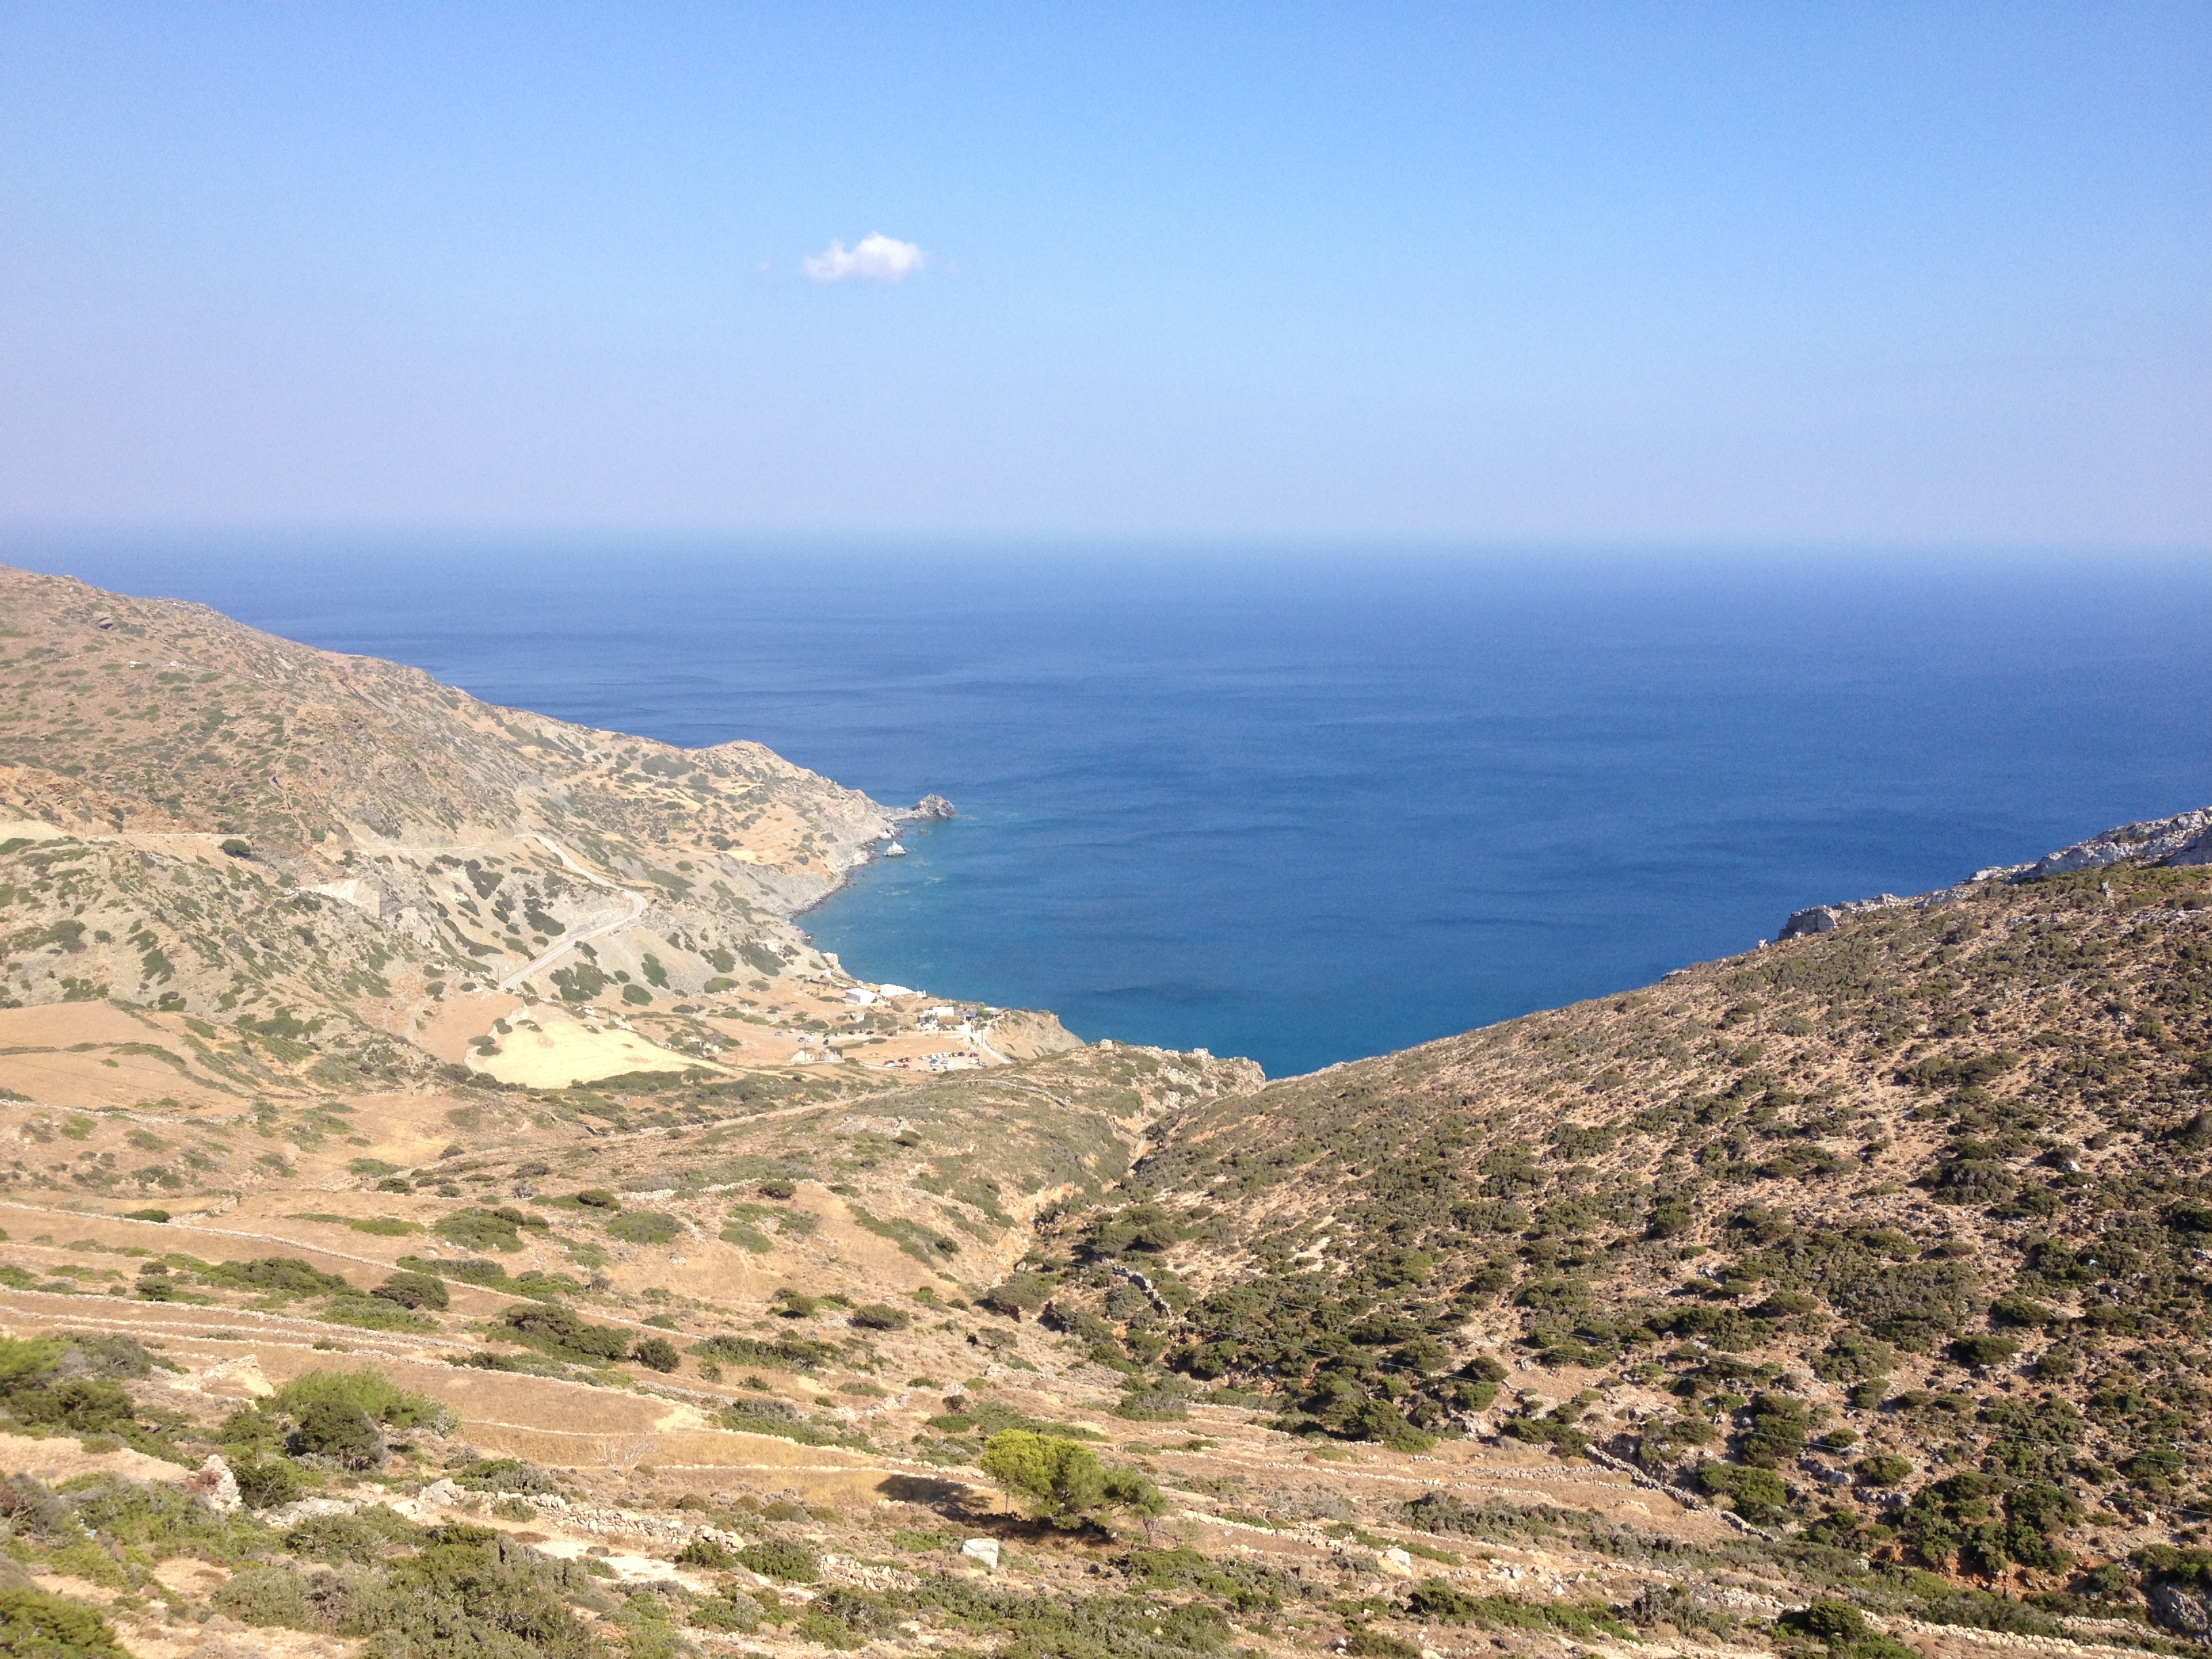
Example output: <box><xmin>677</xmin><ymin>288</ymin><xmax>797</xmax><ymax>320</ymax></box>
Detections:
<box><xmin>1028</xmin><ymin>815</ymin><xmax>2212</xmax><ymax>1598</ymax></box>
<box><xmin>5</xmin><ymin>567</ymin><xmax>2212</xmax><ymax>1659</ymax></box>
<box><xmin>1</xmin><ymin>565</ymin><xmax>1062</xmax><ymax>1097</ymax></box>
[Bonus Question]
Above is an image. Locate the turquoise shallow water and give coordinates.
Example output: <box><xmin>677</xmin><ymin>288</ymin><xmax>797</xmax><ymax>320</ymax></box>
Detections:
<box><xmin>10</xmin><ymin>538</ymin><xmax>2211</xmax><ymax>1076</ymax></box>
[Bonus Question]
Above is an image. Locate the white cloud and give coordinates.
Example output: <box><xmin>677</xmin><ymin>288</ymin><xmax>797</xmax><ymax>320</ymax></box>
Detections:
<box><xmin>803</xmin><ymin>232</ymin><xmax>927</xmax><ymax>283</ymax></box>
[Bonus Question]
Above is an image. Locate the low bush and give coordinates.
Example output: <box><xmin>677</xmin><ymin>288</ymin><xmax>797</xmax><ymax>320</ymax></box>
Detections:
<box><xmin>200</xmin><ymin>1256</ymin><xmax>352</xmax><ymax>1296</ymax></box>
<box><xmin>691</xmin><ymin>1332</ymin><xmax>837</xmax><ymax>1372</ymax></box>
<box><xmin>208</xmin><ymin>1524</ymin><xmax>610</xmax><ymax>1658</ymax></box>
<box><xmin>285</xmin><ymin>1504</ymin><xmax>426</xmax><ymax>1564</ymax></box>
<box><xmin>372</xmin><ymin>1271</ymin><xmax>451</xmax><ymax>1311</ymax></box>
<box><xmin>270</xmin><ymin>1369</ymin><xmax>455</xmax><ymax>1432</ymax></box>
<box><xmin>738</xmin><ymin>1537</ymin><xmax>820</xmax><ymax>1582</ymax></box>
<box><xmin>1404</xmin><ymin>1580</ymin><xmax>1632</xmax><ymax>1640</ymax></box>
<box><xmin>54</xmin><ymin>1471</ymin><xmax>276</xmax><ymax>1565</ymax></box>
<box><xmin>631</xmin><ymin>1336</ymin><xmax>680</xmax><ymax>1373</ymax></box>
<box><xmin>499</xmin><ymin>1305</ymin><xmax>632</xmax><ymax>1364</ymax></box>
<box><xmin>1949</xmin><ymin>1334</ymin><xmax>2020</xmax><ymax>1369</ymax></box>
<box><xmin>0</xmin><ymin>1584</ymin><xmax>129</xmax><ymax>1658</ymax></box>
<box><xmin>451</xmin><ymin>1458</ymin><xmax>558</xmax><ymax>1496</ymax></box>
<box><xmin>319</xmin><ymin>1292</ymin><xmax>437</xmax><ymax>1333</ymax></box>
<box><xmin>403</xmin><ymin>1254</ymin><xmax>508</xmax><ymax>1286</ymax></box>
<box><xmin>231</xmin><ymin>1457</ymin><xmax>304</xmax><ymax>1510</ymax></box>
<box><xmin>1698</xmin><ymin>1461</ymin><xmax>1791</xmax><ymax>1524</ymax></box>
<box><xmin>605</xmin><ymin>1212</ymin><xmax>680</xmax><ymax>1244</ymax></box>
<box><xmin>433</xmin><ymin>1206</ymin><xmax>549</xmax><ymax>1254</ymax></box>
<box><xmin>293</xmin><ymin>1400</ymin><xmax>384</xmax><ymax>1469</ymax></box>
<box><xmin>689</xmin><ymin>1589</ymin><xmax>762</xmax><ymax>1632</ymax></box>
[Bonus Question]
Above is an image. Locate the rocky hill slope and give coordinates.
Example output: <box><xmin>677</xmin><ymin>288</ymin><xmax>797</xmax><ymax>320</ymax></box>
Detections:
<box><xmin>1031</xmin><ymin>811</ymin><xmax>2212</xmax><ymax>1594</ymax></box>
<box><xmin>3</xmin><ymin>565</ymin><xmax>2211</xmax><ymax>1659</ymax></box>
<box><xmin>0</xmin><ymin>564</ymin><xmax>1077</xmax><ymax>1101</ymax></box>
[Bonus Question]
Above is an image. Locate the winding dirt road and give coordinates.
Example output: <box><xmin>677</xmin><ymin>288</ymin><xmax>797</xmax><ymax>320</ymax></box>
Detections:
<box><xmin>499</xmin><ymin>834</ymin><xmax>649</xmax><ymax>994</ymax></box>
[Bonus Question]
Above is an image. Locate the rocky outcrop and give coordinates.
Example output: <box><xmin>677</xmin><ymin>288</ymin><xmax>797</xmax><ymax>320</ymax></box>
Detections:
<box><xmin>2014</xmin><ymin>805</ymin><xmax>2212</xmax><ymax>879</ymax></box>
<box><xmin>1780</xmin><ymin>804</ymin><xmax>2212</xmax><ymax>940</ymax></box>
<box><xmin>2147</xmin><ymin>1573</ymin><xmax>2212</xmax><ymax>1639</ymax></box>
<box><xmin>911</xmin><ymin>794</ymin><xmax>956</xmax><ymax>819</ymax></box>
<box><xmin>1779</xmin><ymin>895</ymin><xmax>1917</xmax><ymax>940</ymax></box>
<box><xmin>184</xmin><ymin>1454</ymin><xmax>241</xmax><ymax>1513</ymax></box>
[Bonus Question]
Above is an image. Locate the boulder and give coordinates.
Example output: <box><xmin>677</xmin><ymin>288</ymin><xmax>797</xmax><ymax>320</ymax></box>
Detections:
<box><xmin>960</xmin><ymin>1536</ymin><xmax>1000</xmax><ymax>1570</ymax></box>
<box><xmin>912</xmin><ymin>794</ymin><xmax>956</xmax><ymax>819</ymax></box>
<box><xmin>1779</xmin><ymin>906</ymin><xmax>1840</xmax><ymax>940</ymax></box>
<box><xmin>2148</xmin><ymin>1577</ymin><xmax>2212</xmax><ymax>1639</ymax></box>
<box><xmin>185</xmin><ymin>1454</ymin><xmax>241</xmax><ymax>1514</ymax></box>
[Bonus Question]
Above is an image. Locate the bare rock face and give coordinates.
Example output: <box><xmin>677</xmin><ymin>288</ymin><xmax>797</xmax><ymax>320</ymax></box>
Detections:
<box><xmin>2147</xmin><ymin>1574</ymin><xmax>2212</xmax><ymax>1639</ymax></box>
<box><xmin>912</xmin><ymin>794</ymin><xmax>956</xmax><ymax>819</ymax></box>
<box><xmin>1778</xmin><ymin>803</ymin><xmax>2212</xmax><ymax>941</ymax></box>
<box><xmin>2021</xmin><ymin>805</ymin><xmax>2212</xmax><ymax>878</ymax></box>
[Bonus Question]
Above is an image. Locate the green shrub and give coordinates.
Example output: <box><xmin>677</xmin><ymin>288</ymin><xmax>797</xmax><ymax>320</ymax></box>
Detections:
<box><xmin>737</xmin><ymin>1537</ymin><xmax>820</xmax><ymax>1582</ymax></box>
<box><xmin>208</xmin><ymin>1523</ymin><xmax>609</xmax><ymax>1656</ymax></box>
<box><xmin>1402</xmin><ymin>1579</ymin><xmax>1631</xmax><ymax>1640</ymax></box>
<box><xmin>0</xmin><ymin>1585</ymin><xmax>129</xmax><ymax>1658</ymax></box>
<box><xmin>232</xmin><ymin>1456</ymin><xmax>304</xmax><ymax>1510</ymax></box>
<box><xmin>689</xmin><ymin>1332</ymin><xmax>836</xmax><ymax>1372</ymax></box>
<box><xmin>978</xmin><ymin>1274</ymin><xmax>1052</xmax><ymax>1318</ymax></box>
<box><xmin>211</xmin><ymin>1565</ymin><xmax>321</xmax><ymax>1628</ymax></box>
<box><xmin>1780</xmin><ymin>1601</ymin><xmax>1869</xmax><ymax>1643</ymax></box>
<box><xmin>54</xmin><ymin>1471</ymin><xmax>278</xmax><ymax>1565</ymax></box>
<box><xmin>433</xmin><ymin>1208</ymin><xmax>544</xmax><ymax>1253</ymax></box>
<box><xmin>270</xmin><ymin>1368</ymin><xmax>453</xmax><ymax>1431</ymax></box>
<box><xmin>676</xmin><ymin>1536</ymin><xmax>737</xmax><ymax>1568</ymax></box>
<box><xmin>293</xmin><ymin>1400</ymin><xmax>384</xmax><ymax>1469</ymax></box>
<box><xmin>347</xmin><ymin>1217</ymin><xmax>422</xmax><ymax>1237</ymax></box>
<box><xmin>1345</xmin><ymin>1629</ymin><xmax>1418</xmax><ymax>1659</ymax></box>
<box><xmin>1918</xmin><ymin>1591</ymin><xmax>2064</xmax><ymax>1637</ymax></box>
<box><xmin>500</xmin><ymin>1305</ymin><xmax>631</xmax><ymax>1364</ymax></box>
<box><xmin>199</xmin><ymin>1256</ymin><xmax>352</xmax><ymax>1296</ymax></box>
<box><xmin>403</xmin><ymin>1254</ymin><xmax>507</xmax><ymax>1286</ymax></box>
<box><xmin>631</xmin><ymin>1337</ymin><xmax>680</xmax><ymax>1373</ymax></box>
<box><xmin>1948</xmin><ymin>1334</ymin><xmax>2020</xmax><ymax>1369</ymax></box>
<box><xmin>451</xmin><ymin>1458</ymin><xmax>558</xmax><ymax>1496</ymax></box>
<box><xmin>1698</xmin><ymin>1462</ymin><xmax>1790</xmax><ymax>1523</ymax></box>
<box><xmin>292</xmin><ymin>1505</ymin><xmax>426</xmax><ymax>1561</ymax></box>
<box><xmin>1740</xmin><ymin>1393</ymin><xmax>1811</xmax><ymax>1467</ymax></box>
<box><xmin>605</xmin><ymin>1211</ymin><xmax>680</xmax><ymax>1244</ymax></box>
<box><xmin>0</xmin><ymin>1334</ymin><xmax>168</xmax><ymax>1452</ymax></box>
<box><xmin>1854</xmin><ymin>1454</ymin><xmax>1912</xmax><ymax>1487</ymax></box>
<box><xmin>372</xmin><ymin>1271</ymin><xmax>451</xmax><ymax>1311</ymax></box>
<box><xmin>689</xmin><ymin>1589</ymin><xmax>761</xmax><ymax>1631</ymax></box>
<box><xmin>320</xmin><ymin>1293</ymin><xmax>437</xmax><ymax>1333</ymax></box>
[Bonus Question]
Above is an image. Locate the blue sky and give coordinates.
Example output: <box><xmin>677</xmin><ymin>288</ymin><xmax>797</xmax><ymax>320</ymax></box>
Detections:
<box><xmin>2</xmin><ymin>3</ymin><xmax>2206</xmax><ymax>545</ymax></box>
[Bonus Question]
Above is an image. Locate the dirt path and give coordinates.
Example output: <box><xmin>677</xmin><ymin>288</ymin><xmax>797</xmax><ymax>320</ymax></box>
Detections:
<box><xmin>499</xmin><ymin>834</ymin><xmax>649</xmax><ymax>994</ymax></box>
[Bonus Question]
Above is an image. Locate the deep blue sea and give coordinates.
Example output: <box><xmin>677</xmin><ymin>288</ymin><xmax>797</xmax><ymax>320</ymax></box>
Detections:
<box><xmin>9</xmin><ymin>537</ymin><xmax>2210</xmax><ymax>1076</ymax></box>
